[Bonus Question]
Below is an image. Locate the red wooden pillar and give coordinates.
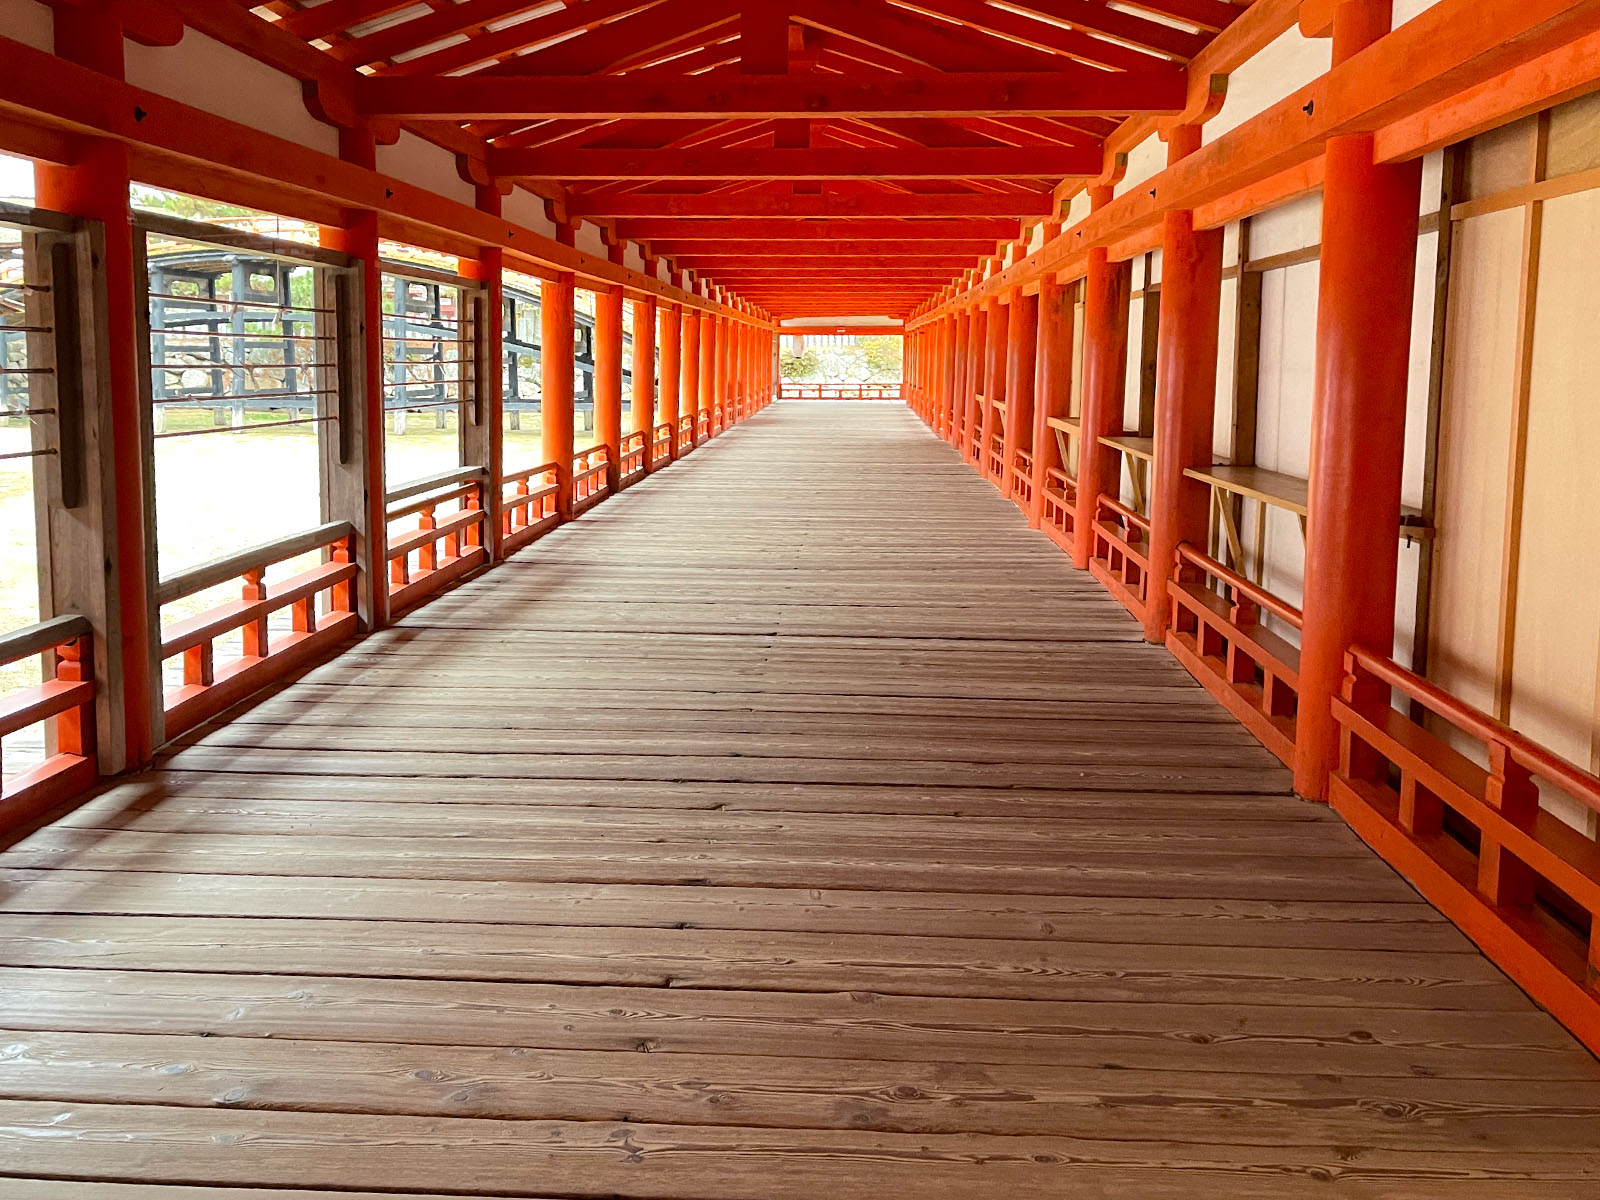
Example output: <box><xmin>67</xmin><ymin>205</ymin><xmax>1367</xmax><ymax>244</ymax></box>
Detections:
<box><xmin>1294</xmin><ymin>0</ymin><xmax>1424</xmax><ymax>800</ymax></box>
<box><xmin>632</xmin><ymin>296</ymin><xmax>656</xmax><ymax>470</ymax></box>
<box><xmin>947</xmin><ymin>310</ymin><xmax>968</xmax><ymax>443</ymax></box>
<box><xmin>1001</xmin><ymin>290</ymin><xmax>1040</xmax><ymax>503</ymax></box>
<box><xmin>659</xmin><ymin>304</ymin><xmax>682</xmax><ymax>462</ymax></box>
<box><xmin>933</xmin><ymin>317</ymin><xmax>953</xmax><ymax>438</ymax></box>
<box><xmin>699</xmin><ymin>313</ymin><xmax>718</xmax><ymax>435</ymax></box>
<box><xmin>1143</xmin><ymin>125</ymin><xmax>1224</xmax><ymax>644</ymax></box>
<box><xmin>979</xmin><ymin>295</ymin><xmax>1010</xmax><ymax>483</ymax></box>
<box><xmin>594</xmin><ymin>285</ymin><xmax>623</xmax><ymax>494</ymax></box>
<box><xmin>1073</xmin><ymin>188</ymin><xmax>1132</xmax><ymax>570</ymax></box>
<box><xmin>33</xmin><ymin>4</ymin><xmax>154</xmax><ymax>767</ymax></box>
<box><xmin>541</xmin><ymin>273</ymin><xmax>576</xmax><ymax>517</ymax></box>
<box><xmin>962</xmin><ymin>304</ymin><xmax>988</xmax><ymax>461</ymax></box>
<box><xmin>683</xmin><ymin>309</ymin><xmax>702</xmax><ymax>446</ymax></box>
<box><xmin>1029</xmin><ymin>276</ymin><xmax>1075</xmax><ymax>529</ymax></box>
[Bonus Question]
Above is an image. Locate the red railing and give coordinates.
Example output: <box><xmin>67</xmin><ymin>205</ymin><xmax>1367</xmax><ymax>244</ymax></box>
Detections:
<box><xmin>573</xmin><ymin>446</ymin><xmax>611</xmax><ymax>511</ymax></box>
<box><xmin>651</xmin><ymin>421</ymin><xmax>674</xmax><ymax>467</ymax></box>
<box><xmin>1330</xmin><ymin>646</ymin><xmax>1600</xmax><ymax>1057</ymax></box>
<box><xmin>1167</xmin><ymin>544</ymin><xmax>1302</xmax><ymax>766</ymax></box>
<box><xmin>387</xmin><ymin>468</ymin><xmax>489</xmax><ymax>616</ymax></box>
<box><xmin>1039</xmin><ymin>467</ymin><xmax>1077</xmax><ymax>550</ymax></box>
<box><xmin>1009</xmin><ymin>448</ymin><xmax>1033</xmax><ymax>508</ymax></box>
<box><xmin>986</xmin><ymin>433</ymin><xmax>1005</xmax><ymax>480</ymax></box>
<box><xmin>695</xmin><ymin>410</ymin><xmax>710</xmax><ymax>440</ymax></box>
<box><xmin>500</xmin><ymin>460</ymin><xmax>561</xmax><ymax>555</ymax></box>
<box><xmin>779</xmin><ymin>384</ymin><xmax>901</xmax><ymax>400</ymax></box>
<box><xmin>619</xmin><ymin>431</ymin><xmax>648</xmax><ymax>484</ymax></box>
<box><xmin>1</xmin><ymin>615</ymin><xmax>95</xmax><ymax>833</ymax></box>
<box><xmin>160</xmin><ymin>522</ymin><xmax>358</xmax><ymax>739</ymax></box>
<box><xmin>676</xmin><ymin>413</ymin><xmax>695</xmax><ymax>455</ymax></box>
<box><xmin>1088</xmin><ymin>495</ymin><xmax>1149</xmax><ymax>621</ymax></box>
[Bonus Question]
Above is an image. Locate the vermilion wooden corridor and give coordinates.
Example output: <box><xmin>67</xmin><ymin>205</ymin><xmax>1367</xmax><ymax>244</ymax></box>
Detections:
<box><xmin>1</xmin><ymin>402</ymin><xmax>1597</xmax><ymax>1197</ymax></box>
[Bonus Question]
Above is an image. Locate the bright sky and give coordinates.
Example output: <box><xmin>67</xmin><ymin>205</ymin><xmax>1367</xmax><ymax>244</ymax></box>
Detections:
<box><xmin>1</xmin><ymin>154</ymin><xmax>34</xmax><ymax>203</ymax></box>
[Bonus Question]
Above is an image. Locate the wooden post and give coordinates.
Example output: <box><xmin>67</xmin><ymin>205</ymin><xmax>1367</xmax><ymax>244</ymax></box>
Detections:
<box><xmin>947</xmin><ymin>310</ymin><xmax>968</xmax><ymax>444</ymax></box>
<box><xmin>979</xmin><ymin>296</ymin><xmax>1009</xmax><ymax>483</ymax></box>
<box><xmin>540</xmin><ymin>273</ymin><xmax>576</xmax><ymax>517</ymax></box>
<box><xmin>1073</xmin><ymin>187</ymin><xmax>1132</xmax><ymax>570</ymax></box>
<box><xmin>962</xmin><ymin>304</ymin><xmax>988</xmax><ymax>462</ymax></box>
<box><xmin>317</xmin><ymin>126</ymin><xmax>387</xmax><ymax>633</ymax></box>
<box><xmin>683</xmin><ymin>309</ymin><xmax>702</xmax><ymax>446</ymax></box>
<box><xmin>699</xmin><ymin>312</ymin><xmax>717</xmax><ymax>436</ymax></box>
<box><xmin>932</xmin><ymin>317</ymin><xmax>951</xmax><ymax>439</ymax></box>
<box><xmin>1001</xmin><ymin>289</ymin><xmax>1039</xmax><ymax>503</ymax></box>
<box><xmin>594</xmin><ymin>285</ymin><xmax>623</xmax><ymax>494</ymax></box>
<box><xmin>1143</xmin><ymin>124</ymin><xmax>1224</xmax><ymax>644</ymax></box>
<box><xmin>1029</xmin><ymin>276</ymin><xmax>1075</xmax><ymax>529</ymax></box>
<box><xmin>632</xmin><ymin>297</ymin><xmax>656</xmax><ymax>469</ymax></box>
<box><xmin>462</xmin><ymin>185</ymin><xmax>503</xmax><ymax>557</ymax></box>
<box><xmin>659</xmin><ymin>303</ymin><xmax>681</xmax><ymax>462</ymax></box>
<box><xmin>1294</xmin><ymin>0</ymin><xmax>1424</xmax><ymax>800</ymax></box>
<box><xmin>33</xmin><ymin>4</ymin><xmax>153</xmax><ymax>768</ymax></box>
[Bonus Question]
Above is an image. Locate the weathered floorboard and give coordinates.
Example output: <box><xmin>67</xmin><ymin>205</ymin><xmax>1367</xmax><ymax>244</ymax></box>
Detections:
<box><xmin>1</xmin><ymin>401</ymin><xmax>1596</xmax><ymax>1197</ymax></box>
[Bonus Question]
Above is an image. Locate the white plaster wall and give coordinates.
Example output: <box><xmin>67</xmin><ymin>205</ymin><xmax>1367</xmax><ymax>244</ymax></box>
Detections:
<box><xmin>377</xmin><ymin>130</ymin><xmax>475</xmax><ymax>207</ymax></box>
<box><xmin>1114</xmin><ymin>133</ymin><xmax>1165</xmax><ymax>201</ymax></box>
<box><xmin>1</xmin><ymin>0</ymin><xmax>51</xmax><ymax>50</ymax></box>
<box><xmin>1206</xmin><ymin>28</ymin><xmax>1330</xmax><ymax>145</ymax></box>
<box><xmin>502</xmin><ymin>187</ymin><xmax>558</xmax><ymax>238</ymax></box>
<box><xmin>125</xmin><ymin>30</ymin><xmax>339</xmax><ymax>158</ymax></box>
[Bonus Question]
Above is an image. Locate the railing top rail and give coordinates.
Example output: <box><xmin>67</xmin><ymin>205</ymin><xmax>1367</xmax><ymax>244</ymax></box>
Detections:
<box><xmin>1178</xmin><ymin>543</ymin><xmax>1303</xmax><ymax>630</ymax></box>
<box><xmin>1349</xmin><ymin>646</ymin><xmax>1600</xmax><ymax>814</ymax></box>
<box><xmin>1098</xmin><ymin>494</ymin><xmax>1150</xmax><ymax>532</ymax></box>
<box><xmin>386</xmin><ymin>466</ymin><xmax>487</xmax><ymax>507</ymax></box>
<box><xmin>0</xmin><ymin>613</ymin><xmax>92</xmax><ymax>668</ymax></box>
<box><xmin>157</xmin><ymin>521</ymin><xmax>353</xmax><ymax>606</ymax></box>
<box><xmin>503</xmin><ymin>460</ymin><xmax>561</xmax><ymax>484</ymax></box>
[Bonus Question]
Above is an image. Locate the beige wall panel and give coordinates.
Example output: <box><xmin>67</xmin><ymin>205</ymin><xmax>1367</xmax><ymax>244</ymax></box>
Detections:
<box><xmin>378</xmin><ymin>132</ymin><xmax>476</xmax><ymax>210</ymax></box>
<box><xmin>1509</xmin><ymin>189</ymin><xmax>1600</xmax><ymax>789</ymax></box>
<box><xmin>1546</xmin><ymin>91</ymin><xmax>1600</xmax><ymax>179</ymax></box>
<box><xmin>1114</xmin><ymin>133</ymin><xmax>1166</xmax><ymax>201</ymax></box>
<box><xmin>1463</xmin><ymin>116</ymin><xmax>1539</xmax><ymax>200</ymax></box>
<box><xmin>1249</xmin><ymin>192</ymin><xmax>1323</xmax><ymax>258</ymax></box>
<box><xmin>1214</xmin><ymin>275</ymin><xmax>1239</xmax><ymax>461</ymax></box>
<box><xmin>1254</xmin><ymin>261</ymin><xmax>1318</xmax><ymax>479</ymax></box>
<box><xmin>1427</xmin><ymin>209</ymin><xmax>1522</xmax><ymax>711</ymax></box>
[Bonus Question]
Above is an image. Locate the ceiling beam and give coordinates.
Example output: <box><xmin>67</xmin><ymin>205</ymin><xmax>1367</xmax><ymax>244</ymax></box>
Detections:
<box><xmin>568</xmin><ymin>193</ymin><xmax>1057</xmax><ymax>218</ymax></box>
<box><xmin>615</xmin><ymin>218</ymin><xmax>1020</xmax><ymax>239</ymax></box>
<box><xmin>490</xmin><ymin>145</ymin><xmax>1102</xmax><ymax>179</ymax></box>
<box><xmin>647</xmin><ymin>239</ymin><xmax>999</xmax><ymax>255</ymax></box>
<box><xmin>356</xmin><ymin>69</ymin><xmax>1185</xmax><ymax>120</ymax></box>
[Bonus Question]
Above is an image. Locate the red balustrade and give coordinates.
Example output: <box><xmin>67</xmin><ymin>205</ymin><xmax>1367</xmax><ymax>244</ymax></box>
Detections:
<box><xmin>619</xmin><ymin>431</ymin><xmax>648</xmax><ymax>484</ymax></box>
<box><xmin>500</xmin><ymin>461</ymin><xmax>561</xmax><ymax>555</ymax></box>
<box><xmin>0</xmin><ymin>615</ymin><xmax>95</xmax><ymax>833</ymax></box>
<box><xmin>1088</xmin><ymin>495</ymin><xmax>1149</xmax><ymax>622</ymax></box>
<box><xmin>387</xmin><ymin>469</ymin><xmax>488</xmax><ymax>616</ymax></box>
<box><xmin>651</xmin><ymin>421</ymin><xmax>674</xmax><ymax>468</ymax></box>
<box><xmin>1167</xmin><ymin>544</ymin><xmax>1302</xmax><ymax>766</ymax></box>
<box><xmin>779</xmin><ymin>384</ymin><xmax>901</xmax><ymax>400</ymax></box>
<box><xmin>695</xmin><ymin>410</ymin><xmax>710</xmax><ymax>440</ymax></box>
<box><xmin>1009</xmin><ymin>449</ymin><xmax>1033</xmax><ymax>510</ymax></box>
<box><xmin>573</xmin><ymin>446</ymin><xmax>612</xmax><ymax>512</ymax></box>
<box><xmin>1039</xmin><ymin>467</ymin><xmax>1077</xmax><ymax>551</ymax></box>
<box><xmin>676</xmin><ymin>414</ymin><xmax>695</xmax><ymax>455</ymax></box>
<box><xmin>1330</xmin><ymin>646</ymin><xmax>1600</xmax><ymax>1057</ymax></box>
<box><xmin>160</xmin><ymin>522</ymin><xmax>358</xmax><ymax>739</ymax></box>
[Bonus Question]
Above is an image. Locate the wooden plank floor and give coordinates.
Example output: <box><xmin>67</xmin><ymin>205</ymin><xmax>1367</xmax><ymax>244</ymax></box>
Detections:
<box><xmin>2</xmin><ymin>401</ymin><xmax>1599</xmax><ymax>1198</ymax></box>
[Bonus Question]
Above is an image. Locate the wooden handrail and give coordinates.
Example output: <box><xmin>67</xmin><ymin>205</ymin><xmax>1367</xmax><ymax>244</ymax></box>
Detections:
<box><xmin>157</xmin><ymin>521</ymin><xmax>354</xmax><ymax>605</ymax></box>
<box><xmin>1098</xmin><ymin>494</ymin><xmax>1149</xmax><ymax>533</ymax></box>
<box><xmin>386</xmin><ymin>465</ymin><xmax>487</xmax><ymax>507</ymax></box>
<box><xmin>1349</xmin><ymin>646</ymin><xmax>1600</xmax><ymax>818</ymax></box>
<box><xmin>503</xmin><ymin>460</ymin><xmax>560</xmax><ymax>487</ymax></box>
<box><xmin>1176</xmin><ymin>543</ymin><xmax>1303</xmax><ymax>630</ymax></box>
<box><xmin>0</xmin><ymin>614</ymin><xmax>92</xmax><ymax>668</ymax></box>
